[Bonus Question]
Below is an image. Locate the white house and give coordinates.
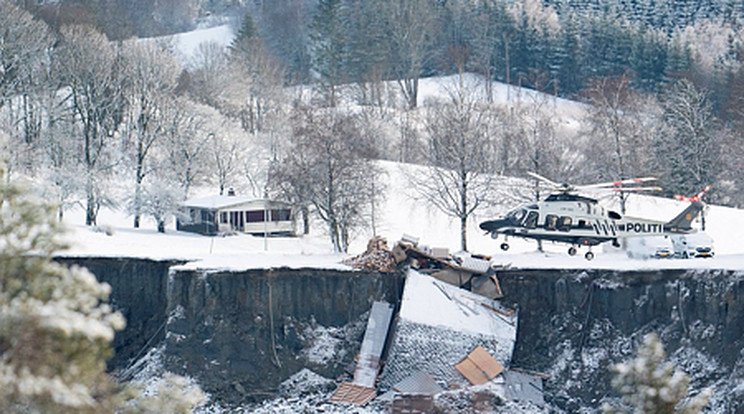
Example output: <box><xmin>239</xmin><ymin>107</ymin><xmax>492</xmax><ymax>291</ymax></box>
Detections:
<box><xmin>177</xmin><ymin>193</ymin><xmax>295</xmax><ymax>236</ymax></box>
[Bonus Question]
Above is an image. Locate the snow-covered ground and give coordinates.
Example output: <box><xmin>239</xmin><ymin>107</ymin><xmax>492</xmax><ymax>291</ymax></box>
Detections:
<box><xmin>55</xmin><ymin>24</ymin><xmax>744</xmax><ymax>271</ymax></box>
<box><xmin>59</xmin><ymin>158</ymin><xmax>744</xmax><ymax>272</ymax></box>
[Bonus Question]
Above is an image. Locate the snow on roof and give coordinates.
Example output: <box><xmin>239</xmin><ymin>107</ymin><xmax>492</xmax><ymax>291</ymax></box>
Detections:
<box><xmin>181</xmin><ymin>195</ymin><xmax>288</xmax><ymax>210</ymax></box>
<box><xmin>399</xmin><ymin>270</ymin><xmax>517</xmax><ymax>340</ymax></box>
<box><xmin>378</xmin><ymin>270</ymin><xmax>517</xmax><ymax>391</ymax></box>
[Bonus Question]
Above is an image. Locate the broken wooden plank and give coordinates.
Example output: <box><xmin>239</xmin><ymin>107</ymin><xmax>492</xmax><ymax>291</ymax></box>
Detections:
<box><xmin>328</xmin><ymin>382</ymin><xmax>377</xmax><ymax>406</ymax></box>
<box><xmin>455</xmin><ymin>345</ymin><xmax>505</xmax><ymax>385</ymax></box>
<box><xmin>481</xmin><ymin>302</ymin><xmax>515</xmax><ymax>317</ymax></box>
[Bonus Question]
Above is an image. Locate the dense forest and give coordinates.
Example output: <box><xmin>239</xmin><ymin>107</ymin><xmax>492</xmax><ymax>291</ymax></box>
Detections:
<box><xmin>3</xmin><ymin>0</ymin><xmax>744</xmax><ymax>251</ymax></box>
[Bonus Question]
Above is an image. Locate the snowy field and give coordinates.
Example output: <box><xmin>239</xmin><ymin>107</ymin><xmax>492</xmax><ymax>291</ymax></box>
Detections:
<box><xmin>54</xmin><ymin>23</ymin><xmax>744</xmax><ymax>272</ymax></box>
<box><xmin>59</xmin><ymin>159</ymin><xmax>744</xmax><ymax>272</ymax></box>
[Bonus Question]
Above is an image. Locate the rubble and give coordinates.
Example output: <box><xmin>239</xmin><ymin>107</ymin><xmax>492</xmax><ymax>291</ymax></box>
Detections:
<box><xmin>344</xmin><ymin>236</ymin><xmax>398</xmax><ymax>272</ymax></box>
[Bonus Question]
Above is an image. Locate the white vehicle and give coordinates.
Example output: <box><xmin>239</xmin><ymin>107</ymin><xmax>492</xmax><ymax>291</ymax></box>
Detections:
<box><xmin>671</xmin><ymin>232</ymin><xmax>715</xmax><ymax>258</ymax></box>
<box><xmin>626</xmin><ymin>236</ymin><xmax>674</xmax><ymax>259</ymax></box>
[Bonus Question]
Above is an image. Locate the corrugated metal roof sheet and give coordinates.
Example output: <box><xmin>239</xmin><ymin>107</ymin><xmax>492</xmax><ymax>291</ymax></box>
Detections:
<box><xmin>392</xmin><ymin>370</ymin><xmax>444</xmax><ymax>395</ymax></box>
<box><xmin>353</xmin><ymin>301</ymin><xmax>394</xmax><ymax>388</ymax></box>
<box><xmin>503</xmin><ymin>370</ymin><xmax>545</xmax><ymax>407</ymax></box>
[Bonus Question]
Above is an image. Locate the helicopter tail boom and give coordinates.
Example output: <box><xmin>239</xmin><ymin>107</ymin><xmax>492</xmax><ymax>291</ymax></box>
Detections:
<box><xmin>664</xmin><ymin>201</ymin><xmax>704</xmax><ymax>233</ymax></box>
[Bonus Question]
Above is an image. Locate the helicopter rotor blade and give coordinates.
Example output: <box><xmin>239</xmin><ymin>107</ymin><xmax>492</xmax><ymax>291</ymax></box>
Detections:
<box><xmin>607</xmin><ymin>186</ymin><xmax>663</xmax><ymax>192</ymax></box>
<box><xmin>577</xmin><ymin>177</ymin><xmax>657</xmax><ymax>190</ymax></box>
<box><xmin>526</xmin><ymin>172</ymin><xmax>563</xmax><ymax>189</ymax></box>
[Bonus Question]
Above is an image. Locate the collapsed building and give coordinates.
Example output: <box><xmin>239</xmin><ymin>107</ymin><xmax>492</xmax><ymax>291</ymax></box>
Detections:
<box><xmin>336</xmin><ymin>236</ymin><xmax>547</xmax><ymax>412</ymax></box>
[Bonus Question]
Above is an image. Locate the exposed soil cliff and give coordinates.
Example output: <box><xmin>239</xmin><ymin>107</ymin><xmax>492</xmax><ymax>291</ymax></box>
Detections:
<box><xmin>499</xmin><ymin>268</ymin><xmax>744</xmax><ymax>413</ymax></box>
<box><xmin>164</xmin><ymin>267</ymin><xmax>405</xmax><ymax>404</ymax></box>
<box><xmin>57</xmin><ymin>257</ymin><xmax>744</xmax><ymax>412</ymax></box>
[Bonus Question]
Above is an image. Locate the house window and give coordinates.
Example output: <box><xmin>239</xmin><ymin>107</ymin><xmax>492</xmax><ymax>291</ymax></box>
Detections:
<box><xmin>220</xmin><ymin>212</ymin><xmax>228</xmax><ymax>223</ymax></box>
<box><xmin>271</xmin><ymin>209</ymin><xmax>291</xmax><ymax>222</ymax></box>
<box><xmin>246</xmin><ymin>210</ymin><xmax>265</xmax><ymax>223</ymax></box>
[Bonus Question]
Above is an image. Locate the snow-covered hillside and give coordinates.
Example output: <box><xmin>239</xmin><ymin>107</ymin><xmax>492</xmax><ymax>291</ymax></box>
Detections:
<box><xmin>60</xmin><ymin>159</ymin><xmax>744</xmax><ymax>271</ymax></box>
<box><xmin>53</xmin><ymin>25</ymin><xmax>744</xmax><ymax>271</ymax></box>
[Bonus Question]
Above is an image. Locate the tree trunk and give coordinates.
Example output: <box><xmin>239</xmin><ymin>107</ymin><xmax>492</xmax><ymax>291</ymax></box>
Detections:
<box><xmin>302</xmin><ymin>205</ymin><xmax>310</xmax><ymax>235</ymax></box>
<box><xmin>157</xmin><ymin>220</ymin><xmax>166</xmax><ymax>233</ymax></box>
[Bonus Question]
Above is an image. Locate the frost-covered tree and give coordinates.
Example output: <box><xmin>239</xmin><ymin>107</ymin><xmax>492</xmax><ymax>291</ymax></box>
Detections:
<box><xmin>414</xmin><ymin>77</ymin><xmax>501</xmax><ymax>251</ymax></box>
<box><xmin>0</xmin><ymin>2</ymin><xmax>54</xmax><ymax>110</ymax></box>
<box><xmin>604</xmin><ymin>332</ymin><xmax>711</xmax><ymax>414</ymax></box>
<box><xmin>136</xmin><ymin>176</ymin><xmax>183</xmax><ymax>233</ymax></box>
<box><xmin>161</xmin><ymin>98</ymin><xmax>214</xmax><ymax>199</ymax></box>
<box><xmin>56</xmin><ymin>25</ymin><xmax>125</xmax><ymax>226</ymax></box>
<box><xmin>654</xmin><ymin>79</ymin><xmax>721</xmax><ymax>198</ymax></box>
<box><xmin>0</xmin><ymin>172</ymin><xmax>125</xmax><ymax>412</ymax></box>
<box><xmin>120</xmin><ymin>40</ymin><xmax>181</xmax><ymax>229</ymax></box>
<box><xmin>0</xmin><ymin>167</ymin><xmax>205</xmax><ymax>412</ymax></box>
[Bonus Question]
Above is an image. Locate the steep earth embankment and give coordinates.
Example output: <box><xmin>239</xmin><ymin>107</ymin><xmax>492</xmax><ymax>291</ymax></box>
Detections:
<box><xmin>57</xmin><ymin>257</ymin><xmax>744</xmax><ymax>412</ymax></box>
<box><xmin>499</xmin><ymin>269</ymin><xmax>744</xmax><ymax>413</ymax></box>
<box><xmin>164</xmin><ymin>267</ymin><xmax>405</xmax><ymax>404</ymax></box>
<box><xmin>56</xmin><ymin>257</ymin><xmax>178</xmax><ymax>370</ymax></box>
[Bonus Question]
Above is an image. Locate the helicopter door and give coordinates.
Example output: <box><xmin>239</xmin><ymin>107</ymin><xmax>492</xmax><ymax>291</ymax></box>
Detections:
<box><xmin>523</xmin><ymin>211</ymin><xmax>539</xmax><ymax>229</ymax></box>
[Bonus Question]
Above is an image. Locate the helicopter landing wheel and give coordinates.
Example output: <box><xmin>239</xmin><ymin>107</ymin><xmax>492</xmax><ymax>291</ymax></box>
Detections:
<box><xmin>585</xmin><ymin>251</ymin><xmax>594</xmax><ymax>261</ymax></box>
<box><xmin>568</xmin><ymin>246</ymin><xmax>577</xmax><ymax>256</ymax></box>
<box><xmin>500</xmin><ymin>242</ymin><xmax>510</xmax><ymax>251</ymax></box>
<box><xmin>490</xmin><ymin>232</ymin><xmax>499</xmax><ymax>240</ymax></box>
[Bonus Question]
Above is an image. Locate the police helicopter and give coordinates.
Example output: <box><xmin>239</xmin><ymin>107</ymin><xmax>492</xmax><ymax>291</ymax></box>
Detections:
<box><xmin>479</xmin><ymin>173</ymin><xmax>705</xmax><ymax>260</ymax></box>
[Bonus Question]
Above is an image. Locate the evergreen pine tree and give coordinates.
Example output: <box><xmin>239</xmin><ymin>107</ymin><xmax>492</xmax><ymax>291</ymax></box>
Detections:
<box><xmin>0</xmin><ymin>168</ymin><xmax>204</xmax><ymax>413</ymax></box>
<box><xmin>604</xmin><ymin>333</ymin><xmax>710</xmax><ymax>414</ymax></box>
<box><xmin>309</xmin><ymin>0</ymin><xmax>348</xmax><ymax>107</ymax></box>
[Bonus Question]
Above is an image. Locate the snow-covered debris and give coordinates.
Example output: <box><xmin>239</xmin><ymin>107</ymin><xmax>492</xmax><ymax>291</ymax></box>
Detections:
<box><xmin>299</xmin><ymin>323</ymin><xmax>345</xmax><ymax>365</ymax></box>
<box><xmin>379</xmin><ymin>270</ymin><xmax>517</xmax><ymax>390</ymax></box>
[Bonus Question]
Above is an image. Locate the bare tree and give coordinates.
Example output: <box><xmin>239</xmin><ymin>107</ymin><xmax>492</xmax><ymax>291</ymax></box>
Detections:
<box><xmin>414</xmin><ymin>77</ymin><xmax>501</xmax><ymax>251</ymax></box>
<box><xmin>187</xmin><ymin>41</ymin><xmax>231</xmax><ymax>109</ymax></box>
<box><xmin>580</xmin><ymin>76</ymin><xmax>660</xmax><ymax>213</ymax></box>
<box><xmin>272</xmin><ymin>106</ymin><xmax>381</xmax><ymax>252</ymax></box>
<box><xmin>655</xmin><ymin>79</ymin><xmax>721</xmax><ymax>199</ymax></box>
<box><xmin>161</xmin><ymin>98</ymin><xmax>214</xmax><ymax>199</ymax></box>
<box><xmin>227</xmin><ymin>17</ymin><xmax>286</xmax><ymax>136</ymax></box>
<box><xmin>56</xmin><ymin>25</ymin><xmax>125</xmax><ymax>226</ymax></box>
<box><xmin>121</xmin><ymin>40</ymin><xmax>181</xmax><ymax>228</ymax></box>
<box><xmin>382</xmin><ymin>0</ymin><xmax>437</xmax><ymax>109</ymax></box>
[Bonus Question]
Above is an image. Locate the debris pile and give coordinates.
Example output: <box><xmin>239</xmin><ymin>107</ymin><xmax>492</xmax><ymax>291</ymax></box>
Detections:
<box><xmin>392</xmin><ymin>235</ymin><xmax>506</xmax><ymax>299</ymax></box>
<box><xmin>344</xmin><ymin>236</ymin><xmax>398</xmax><ymax>272</ymax></box>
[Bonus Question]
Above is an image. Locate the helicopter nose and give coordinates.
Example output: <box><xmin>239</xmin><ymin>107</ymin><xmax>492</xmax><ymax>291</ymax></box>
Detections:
<box><xmin>480</xmin><ymin>219</ymin><xmax>508</xmax><ymax>232</ymax></box>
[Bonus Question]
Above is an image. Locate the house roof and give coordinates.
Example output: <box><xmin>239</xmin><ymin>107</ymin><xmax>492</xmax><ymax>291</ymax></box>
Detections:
<box><xmin>181</xmin><ymin>195</ymin><xmax>289</xmax><ymax>210</ymax></box>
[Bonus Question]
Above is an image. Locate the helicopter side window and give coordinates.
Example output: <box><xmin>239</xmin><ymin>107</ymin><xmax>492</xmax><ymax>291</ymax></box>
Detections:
<box><xmin>523</xmin><ymin>211</ymin><xmax>539</xmax><ymax>229</ymax></box>
<box><xmin>545</xmin><ymin>214</ymin><xmax>558</xmax><ymax>231</ymax></box>
<box><xmin>507</xmin><ymin>208</ymin><xmax>526</xmax><ymax>225</ymax></box>
<box><xmin>558</xmin><ymin>216</ymin><xmax>572</xmax><ymax>232</ymax></box>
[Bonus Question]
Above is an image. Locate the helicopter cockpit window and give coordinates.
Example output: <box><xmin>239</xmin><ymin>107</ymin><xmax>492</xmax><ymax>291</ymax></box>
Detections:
<box><xmin>507</xmin><ymin>208</ymin><xmax>526</xmax><ymax>225</ymax></box>
<box><xmin>558</xmin><ymin>216</ymin><xmax>572</xmax><ymax>232</ymax></box>
<box><xmin>523</xmin><ymin>211</ymin><xmax>539</xmax><ymax>229</ymax></box>
<box><xmin>545</xmin><ymin>214</ymin><xmax>558</xmax><ymax>231</ymax></box>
